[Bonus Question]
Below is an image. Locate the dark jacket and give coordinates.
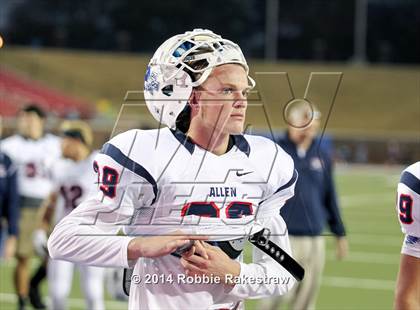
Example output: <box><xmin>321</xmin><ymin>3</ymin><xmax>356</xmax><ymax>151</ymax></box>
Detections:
<box><xmin>278</xmin><ymin>133</ymin><xmax>346</xmax><ymax>237</ymax></box>
<box><xmin>0</xmin><ymin>151</ymin><xmax>19</xmax><ymax>237</ymax></box>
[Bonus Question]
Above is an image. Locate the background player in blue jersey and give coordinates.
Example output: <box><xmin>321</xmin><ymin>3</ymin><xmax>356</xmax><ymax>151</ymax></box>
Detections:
<box><xmin>48</xmin><ymin>29</ymin><xmax>298</xmax><ymax>310</ymax></box>
<box><xmin>0</xmin><ymin>115</ymin><xmax>19</xmax><ymax>261</ymax></box>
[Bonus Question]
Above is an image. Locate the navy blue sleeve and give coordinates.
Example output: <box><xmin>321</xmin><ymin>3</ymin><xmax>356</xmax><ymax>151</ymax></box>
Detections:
<box><xmin>6</xmin><ymin>157</ymin><xmax>19</xmax><ymax>236</ymax></box>
<box><xmin>323</xmin><ymin>152</ymin><xmax>346</xmax><ymax>236</ymax></box>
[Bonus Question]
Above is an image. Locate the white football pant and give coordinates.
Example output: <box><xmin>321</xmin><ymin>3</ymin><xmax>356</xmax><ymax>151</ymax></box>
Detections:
<box><xmin>48</xmin><ymin>258</ymin><xmax>105</xmax><ymax>310</ymax></box>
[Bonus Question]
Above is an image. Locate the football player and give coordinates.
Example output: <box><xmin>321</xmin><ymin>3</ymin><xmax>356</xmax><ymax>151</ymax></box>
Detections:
<box><xmin>1</xmin><ymin>105</ymin><xmax>61</xmax><ymax>310</ymax></box>
<box><xmin>0</xmin><ymin>115</ymin><xmax>19</xmax><ymax>261</ymax></box>
<box><xmin>34</xmin><ymin>120</ymin><xmax>105</xmax><ymax>310</ymax></box>
<box><xmin>48</xmin><ymin>29</ymin><xmax>298</xmax><ymax>309</ymax></box>
<box><xmin>394</xmin><ymin>161</ymin><xmax>419</xmax><ymax>310</ymax></box>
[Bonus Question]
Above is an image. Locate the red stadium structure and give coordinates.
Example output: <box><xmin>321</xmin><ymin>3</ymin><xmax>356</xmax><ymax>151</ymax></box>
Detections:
<box><xmin>0</xmin><ymin>69</ymin><xmax>94</xmax><ymax>117</ymax></box>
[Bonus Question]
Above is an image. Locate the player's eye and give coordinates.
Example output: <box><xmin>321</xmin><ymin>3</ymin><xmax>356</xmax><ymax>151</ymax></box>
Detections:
<box><xmin>242</xmin><ymin>89</ymin><xmax>250</xmax><ymax>98</ymax></box>
<box><xmin>221</xmin><ymin>87</ymin><xmax>234</xmax><ymax>95</ymax></box>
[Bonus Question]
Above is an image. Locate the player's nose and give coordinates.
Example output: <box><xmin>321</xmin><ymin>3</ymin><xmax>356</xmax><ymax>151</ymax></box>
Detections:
<box><xmin>233</xmin><ymin>92</ymin><xmax>247</xmax><ymax>109</ymax></box>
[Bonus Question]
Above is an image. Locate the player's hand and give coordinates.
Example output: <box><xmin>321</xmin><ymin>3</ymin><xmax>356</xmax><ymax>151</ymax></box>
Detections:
<box><xmin>3</xmin><ymin>236</ymin><xmax>17</xmax><ymax>261</ymax></box>
<box><xmin>127</xmin><ymin>231</ymin><xmax>208</xmax><ymax>260</ymax></box>
<box><xmin>180</xmin><ymin>241</ymin><xmax>240</xmax><ymax>286</ymax></box>
<box><xmin>182</xmin><ymin>240</ymin><xmax>209</xmax><ymax>260</ymax></box>
<box><xmin>336</xmin><ymin>237</ymin><xmax>348</xmax><ymax>260</ymax></box>
<box><xmin>33</xmin><ymin>229</ymin><xmax>48</xmax><ymax>258</ymax></box>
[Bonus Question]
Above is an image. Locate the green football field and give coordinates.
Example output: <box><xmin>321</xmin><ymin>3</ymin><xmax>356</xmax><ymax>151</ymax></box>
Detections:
<box><xmin>0</xmin><ymin>165</ymin><xmax>403</xmax><ymax>310</ymax></box>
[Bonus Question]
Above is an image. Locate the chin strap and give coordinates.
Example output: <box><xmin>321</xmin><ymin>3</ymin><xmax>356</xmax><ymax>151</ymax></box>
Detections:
<box><xmin>248</xmin><ymin>228</ymin><xmax>305</xmax><ymax>282</ymax></box>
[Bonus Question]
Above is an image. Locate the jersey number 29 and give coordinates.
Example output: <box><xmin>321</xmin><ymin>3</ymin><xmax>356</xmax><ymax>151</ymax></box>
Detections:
<box><xmin>94</xmin><ymin>161</ymin><xmax>119</xmax><ymax>198</ymax></box>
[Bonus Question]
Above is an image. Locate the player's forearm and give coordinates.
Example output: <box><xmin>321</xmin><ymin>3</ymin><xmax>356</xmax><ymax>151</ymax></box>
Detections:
<box><xmin>47</xmin><ymin>199</ymin><xmax>136</xmax><ymax>268</ymax></box>
<box><xmin>394</xmin><ymin>295</ymin><xmax>420</xmax><ymax>310</ymax></box>
<box><xmin>37</xmin><ymin>194</ymin><xmax>56</xmax><ymax>230</ymax></box>
<box><xmin>394</xmin><ymin>254</ymin><xmax>420</xmax><ymax>310</ymax></box>
<box><xmin>48</xmin><ymin>219</ymin><xmax>135</xmax><ymax>267</ymax></box>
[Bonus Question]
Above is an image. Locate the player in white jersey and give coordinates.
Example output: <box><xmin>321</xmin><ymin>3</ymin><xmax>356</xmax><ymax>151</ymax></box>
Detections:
<box><xmin>48</xmin><ymin>29</ymin><xmax>299</xmax><ymax>310</ymax></box>
<box><xmin>1</xmin><ymin>105</ymin><xmax>61</xmax><ymax>310</ymax></box>
<box><xmin>34</xmin><ymin>120</ymin><xmax>105</xmax><ymax>310</ymax></box>
<box><xmin>394</xmin><ymin>162</ymin><xmax>420</xmax><ymax>310</ymax></box>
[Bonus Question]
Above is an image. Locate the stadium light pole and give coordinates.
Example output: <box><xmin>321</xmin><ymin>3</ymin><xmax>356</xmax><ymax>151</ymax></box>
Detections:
<box><xmin>265</xmin><ymin>0</ymin><xmax>279</xmax><ymax>60</ymax></box>
<box><xmin>353</xmin><ymin>0</ymin><xmax>368</xmax><ymax>64</ymax></box>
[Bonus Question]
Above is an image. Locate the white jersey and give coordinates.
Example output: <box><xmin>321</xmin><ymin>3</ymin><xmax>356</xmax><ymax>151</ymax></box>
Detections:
<box><xmin>397</xmin><ymin>162</ymin><xmax>420</xmax><ymax>258</ymax></box>
<box><xmin>48</xmin><ymin>128</ymin><xmax>297</xmax><ymax>309</ymax></box>
<box><xmin>49</xmin><ymin>152</ymin><xmax>99</xmax><ymax>224</ymax></box>
<box><xmin>47</xmin><ymin>151</ymin><xmax>105</xmax><ymax>310</ymax></box>
<box><xmin>1</xmin><ymin>134</ymin><xmax>61</xmax><ymax>199</ymax></box>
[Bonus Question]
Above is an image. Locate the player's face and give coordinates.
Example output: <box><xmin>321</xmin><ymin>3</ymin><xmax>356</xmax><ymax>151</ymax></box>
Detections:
<box><xmin>18</xmin><ymin>111</ymin><xmax>44</xmax><ymax>139</ymax></box>
<box><xmin>61</xmin><ymin>137</ymin><xmax>80</xmax><ymax>160</ymax></box>
<box><xmin>195</xmin><ymin>64</ymin><xmax>250</xmax><ymax>135</ymax></box>
<box><xmin>289</xmin><ymin>118</ymin><xmax>320</xmax><ymax>143</ymax></box>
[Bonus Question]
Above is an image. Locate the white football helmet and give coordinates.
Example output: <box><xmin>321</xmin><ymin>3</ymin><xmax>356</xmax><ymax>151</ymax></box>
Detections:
<box><xmin>144</xmin><ymin>28</ymin><xmax>255</xmax><ymax>129</ymax></box>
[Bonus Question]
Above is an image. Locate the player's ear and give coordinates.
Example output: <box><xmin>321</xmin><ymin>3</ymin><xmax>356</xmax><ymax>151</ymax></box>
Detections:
<box><xmin>189</xmin><ymin>89</ymin><xmax>200</xmax><ymax>112</ymax></box>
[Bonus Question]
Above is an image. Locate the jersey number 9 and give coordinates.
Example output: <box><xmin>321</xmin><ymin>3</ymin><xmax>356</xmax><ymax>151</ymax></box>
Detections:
<box><xmin>399</xmin><ymin>194</ymin><xmax>414</xmax><ymax>224</ymax></box>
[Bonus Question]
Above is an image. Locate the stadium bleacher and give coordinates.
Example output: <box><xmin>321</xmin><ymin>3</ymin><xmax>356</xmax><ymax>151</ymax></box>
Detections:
<box><xmin>0</xmin><ymin>69</ymin><xmax>93</xmax><ymax>118</ymax></box>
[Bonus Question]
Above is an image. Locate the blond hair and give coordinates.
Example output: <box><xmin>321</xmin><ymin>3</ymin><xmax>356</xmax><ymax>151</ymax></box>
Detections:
<box><xmin>60</xmin><ymin>120</ymin><xmax>93</xmax><ymax>148</ymax></box>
